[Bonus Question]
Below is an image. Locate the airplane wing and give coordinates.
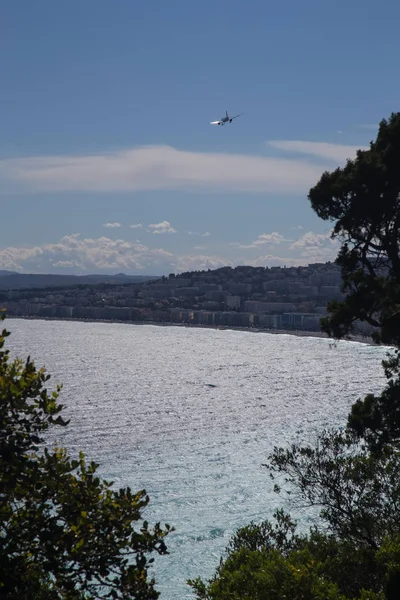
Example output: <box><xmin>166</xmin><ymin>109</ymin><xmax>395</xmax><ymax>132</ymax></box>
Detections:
<box><xmin>231</xmin><ymin>113</ymin><xmax>244</xmax><ymax>120</ymax></box>
<box><xmin>209</xmin><ymin>120</ymin><xmax>222</xmax><ymax>125</ymax></box>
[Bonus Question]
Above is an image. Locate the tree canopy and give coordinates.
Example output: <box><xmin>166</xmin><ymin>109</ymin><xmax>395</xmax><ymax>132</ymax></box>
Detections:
<box><xmin>308</xmin><ymin>112</ymin><xmax>400</xmax><ymax>348</ymax></box>
<box><xmin>307</xmin><ymin>112</ymin><xmax>400</xmax><ymax>449</ymax></box>
<box><xmin>0</xmin><ymin>311</ymin><xmax>172</xmax><ymax>599</ymax></box>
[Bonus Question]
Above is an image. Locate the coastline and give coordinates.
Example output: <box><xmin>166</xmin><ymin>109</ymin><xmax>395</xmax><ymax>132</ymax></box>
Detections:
<box><xmin>6</xmin><ymin>314</ymin><xmax>378</xmax><ymax>346</ymax></box>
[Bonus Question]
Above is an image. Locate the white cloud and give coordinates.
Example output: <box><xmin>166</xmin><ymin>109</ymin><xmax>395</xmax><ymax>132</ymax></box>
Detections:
<box><xmin>174</xmin><ymin>254</ymin><xmax>229</xmax><ymax>272</ymax></box>
<box><xmin>232</xmin><ymin>232</ymin><xmax>288</xmax><ymax>250</ymax></box>
<box><xmin>187</xmin><ymin>230</ymin><xmax>211</xmax><ymax>237</ymax></box>
<box><xmin>253</xmin><ymin>232</ymin><xmax>286</xmax><ymax>246</ymax></box>
<box><xmin>230</xmin><ymin>229</ymin><xmax>340</xmax><ymax>265</ymax></box>
<box><xmin>267</xmin><ymin>140</ymin><xmax>367</xmax><ymax>162</ymax></box>
<box><xmin>246</xmin><ymin>254</ymin><xmax>309</xmax><ymax>268</ymax></box>
<box><xmin>52</xmin><ymin>260</ymin><xmax>75</xmax><ymax>268</ymax></box>
<box><xmin>0</xmin><ymin>144</ymin><xmax>337</xmax><ymax>195</ymax></box>
<box><xmin>289</xmin><ymin>230</ymin><xmax>340</xmax><ymax>262</ymax></box>
<box><xmin>0</xmin><ymin>235</ymin><xmax>172</xmax><ymax>273</ymax></box>
<box><xmin>0</xmin><ymin>234</ymin><xmax>230</xmax><ymax>276</ymax></box>
<box><xmin>290</xmin><ymin>231</ymin><xmax>332</xmax><ymax>249</ymax></box>
<box><xmin>103</xmin><ymin>222</ymin><xmax>122</xmax><ymax>228</ymax></box>
<box><xmin>129</xmin><ymin>223</ymin><xmax>143</xmax><ymax>229</ymax></box>
<box><xmin>0</xmin><ymin>229</ymin><xmax>341</xmax><ymax>275</ymax></box>
<box><xmin>148</xmin><ymin>220</ymin><xmax>177</xmax><ymax>234</ymax></box>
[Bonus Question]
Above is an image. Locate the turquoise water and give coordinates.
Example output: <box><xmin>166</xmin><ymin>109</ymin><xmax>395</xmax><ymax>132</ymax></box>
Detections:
<box><xmin>7</xmin><ymin>319</ymin><xmax>389</xmax><ymax>599</ymax></box>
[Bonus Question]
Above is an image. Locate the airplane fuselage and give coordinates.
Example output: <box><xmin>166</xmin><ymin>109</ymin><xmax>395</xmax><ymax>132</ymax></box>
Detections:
<box><xmin>209</xmin><ymin>110</ymin><xmax>243</xmax><ymax>126</ymax></box>
<box><xmin>219</xmin><ymin>111</ymin><xmax>232</xmax><ymax>125</ymax></box>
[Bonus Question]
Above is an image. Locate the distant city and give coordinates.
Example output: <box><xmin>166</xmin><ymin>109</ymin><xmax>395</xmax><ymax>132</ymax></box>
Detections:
<box><xmin>0</xmin><ymin>263</ymin><xmax>374</xmax><ymax>336</ymax></box>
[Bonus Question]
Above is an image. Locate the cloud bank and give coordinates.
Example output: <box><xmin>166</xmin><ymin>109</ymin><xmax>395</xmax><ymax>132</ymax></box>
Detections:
<box><xmin>267</xmin><ymin>140</ymin><xmax>368</xmax><ymax>162</ymax></box>
<box><xmin>0</xmin><ymin>230</ymin><xmax>340</xmax><ymax>275</ymax></box>
<box><xmin>0</xmin><ymin>141</ymin><xmax>365</xmax><ymax>195</ymax></box>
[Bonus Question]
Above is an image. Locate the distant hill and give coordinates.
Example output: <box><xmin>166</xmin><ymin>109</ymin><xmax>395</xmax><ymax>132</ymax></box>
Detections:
<box><xmin>0</xmin><ymin>273</ymin><xmax>161</xmax><ymax>290</ymax></box>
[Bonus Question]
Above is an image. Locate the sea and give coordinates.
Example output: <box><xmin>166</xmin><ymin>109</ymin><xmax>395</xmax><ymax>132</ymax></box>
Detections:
<box><xmin>5</xmin><ymin>318</ymin><xmax>390</xmax><ymax>599</ymax></box>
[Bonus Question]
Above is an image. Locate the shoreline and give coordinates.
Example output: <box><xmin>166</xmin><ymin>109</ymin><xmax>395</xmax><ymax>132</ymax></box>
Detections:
<box><xmin>6</xmin><ymin>314</ymin><xmax>378</xmax><ymax>346</ymax></box>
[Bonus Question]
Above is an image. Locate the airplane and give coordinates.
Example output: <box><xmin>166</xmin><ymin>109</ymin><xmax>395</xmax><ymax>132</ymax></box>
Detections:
<box><xmin>209</xmin><ymin>110</ymin><xmax>244</xmax><ymax>126</ymax></box>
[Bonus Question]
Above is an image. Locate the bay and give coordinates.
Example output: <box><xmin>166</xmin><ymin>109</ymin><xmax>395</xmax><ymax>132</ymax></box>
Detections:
<box><xmin>6</xmin><ymin>318</ymin><xmax>389</xmax><ymax>599</ymax></box>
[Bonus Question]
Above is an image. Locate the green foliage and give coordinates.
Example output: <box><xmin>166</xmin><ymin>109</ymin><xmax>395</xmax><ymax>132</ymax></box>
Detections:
<box><xmin>266</xmin><ymin>429</ymin><xmax>400</xmax><ymax>549</ymax></box>
<box><xmin>298</xmin><ymin>531</ymin><xmax>382</xmax><ymax>599</ymax></box>
<box><xmin>190</xmin><ymin>546</ymin><xmax>347</xmax><ymax>600</ymax></box>
<box><xmin>376</xmin><ymin>536</ymin><xmax>400</xmax><ymax>600</ymax></box>
<box><xmin>188</xmin><ymin>512</ymin><xmax>385</xmax><ymax>600</ymax></box>
<box><xmin>308</xmin><ymin>112</ymin><xmax>400</xmax><ymax>346</ymax></box>
<box><xmin>225</xmin><ymin>508</ymin><xmax>298</xmax><ymax>555</ymax></box>
<box><xmin>307</xmin><ymin>112</ymin><xmax>400</xmax><ymax>447</ymax></box>
<box><xmin>0</xmin><ymin>311</ymin><xmax>172</xmax><ymax>599</ymax></box>
<box><xmin>347</xmin><ymin>349</ymin><xmax>400</xmax><ymax>452</ymax></box>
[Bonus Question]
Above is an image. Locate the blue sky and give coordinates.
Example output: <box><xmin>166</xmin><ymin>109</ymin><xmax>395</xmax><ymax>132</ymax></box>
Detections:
<box><xmin>1</xmin><ymin>0</ymin><xmax>399</xmax><ymax>275</ymax></box>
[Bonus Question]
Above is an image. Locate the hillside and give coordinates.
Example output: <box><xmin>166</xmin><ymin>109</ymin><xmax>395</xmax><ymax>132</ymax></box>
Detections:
<box><xmin>0</xmin><ymin>272</ymin><xmax>160</xmax><ymax>290</ymax></box>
